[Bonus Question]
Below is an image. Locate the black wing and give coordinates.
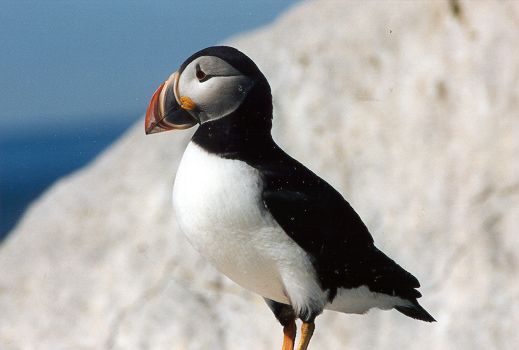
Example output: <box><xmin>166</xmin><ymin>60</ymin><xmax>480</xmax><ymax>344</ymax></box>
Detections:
<box><xmin>256</xmin><ymin>145</ymin><xmax>421</xmax><ymax>301</ymax></box>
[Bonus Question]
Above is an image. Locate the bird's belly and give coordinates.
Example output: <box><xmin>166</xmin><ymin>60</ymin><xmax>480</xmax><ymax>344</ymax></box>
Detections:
<box><xmin>172</xmin><ymin>143</ymin><xmax>289</xmax><ymax>303</ymax></box>
<box><xmin>184</xmin><ymin>223</ymin><xmax>289</xmax><ymax>303</ymax></box>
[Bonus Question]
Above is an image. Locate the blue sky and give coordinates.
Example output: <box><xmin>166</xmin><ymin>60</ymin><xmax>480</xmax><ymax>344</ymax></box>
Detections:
<box><xmin>0</xmin><ymin>0</ymin><xmax>299</xmax><ymax>238</ymax></box>
<box><xmin>0</xmin><ymin>0</ymin><xmax>298</xmax><ymax>133</ymax></box>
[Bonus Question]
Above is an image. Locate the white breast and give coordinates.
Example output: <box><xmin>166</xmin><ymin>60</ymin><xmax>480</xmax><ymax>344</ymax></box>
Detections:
<box><xmin>172</xmin><ymin>143</ymin><xmax>325</xmax><ymax>314</ymax></box>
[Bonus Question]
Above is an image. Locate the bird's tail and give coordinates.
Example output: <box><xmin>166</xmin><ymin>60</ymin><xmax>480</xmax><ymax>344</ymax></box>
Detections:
<box><xmin>395</xmin><ymin>300</ymin><xmax>436</xmax><ymax>322</ymax></box>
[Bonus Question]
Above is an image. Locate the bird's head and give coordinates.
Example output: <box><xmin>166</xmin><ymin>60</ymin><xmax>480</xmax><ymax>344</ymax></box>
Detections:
<box><xmin>145</xmin><ymin>46</ymin><xmax>271</xmax><ymax>135</ymax></box>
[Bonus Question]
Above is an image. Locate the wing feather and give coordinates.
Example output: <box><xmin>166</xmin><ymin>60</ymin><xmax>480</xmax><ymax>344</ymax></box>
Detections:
<box><xmin>256</xmin><ymin>145</ymin><xmax>421</xmax><ymax>301</ymax></box>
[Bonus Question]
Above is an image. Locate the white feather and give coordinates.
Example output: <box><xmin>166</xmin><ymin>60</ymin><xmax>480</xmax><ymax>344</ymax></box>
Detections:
<box><xmin>173</xmin><ymin>142</ymin><xmax>409</xmax><ymax>317</ymax></box>
<box><xmin>173</xmin><ymin>142</ymin><xmax>326</xmax><ymax>316</ymax></box>
<box><xmin>326</xmin><ymin>286</ymin><xmax>412</xmax><ymax>314</ymax></box>
<box><xmin>178</xmin><ymin>57</ymin><xmax>254</xmax><ymax>123</ymax></box>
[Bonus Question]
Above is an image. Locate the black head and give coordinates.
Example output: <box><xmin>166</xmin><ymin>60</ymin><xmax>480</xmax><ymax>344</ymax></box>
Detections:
<box><xmin>145</xmin><ymin>46</ymin><xmax>272</xmax><ymax>137</ymax></box>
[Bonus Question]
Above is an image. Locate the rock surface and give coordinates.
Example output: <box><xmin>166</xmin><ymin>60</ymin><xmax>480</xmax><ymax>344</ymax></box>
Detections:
<box><xmin>1</xmin><ymin>1</ymin><xmax>519</xmax><ymax>349</ymax></box>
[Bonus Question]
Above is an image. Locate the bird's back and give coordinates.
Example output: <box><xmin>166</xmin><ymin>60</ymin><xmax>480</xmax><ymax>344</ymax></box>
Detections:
<box><xmin>235</xmin><ymin>142</ymin><xmax>433</xmax><ymax>320</ymax></box>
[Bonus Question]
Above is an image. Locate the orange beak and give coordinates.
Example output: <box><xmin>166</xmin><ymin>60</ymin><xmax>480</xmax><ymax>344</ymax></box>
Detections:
<box><xmin>144</xmin><ymin>71</ymin><xmax>198</xmax><ymax>135</ymax></box>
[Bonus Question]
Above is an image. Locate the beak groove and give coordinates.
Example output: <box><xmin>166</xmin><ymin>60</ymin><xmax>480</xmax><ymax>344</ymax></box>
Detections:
<box><xmin>145</xmin><ymin>82</ymin><xmax>166</xmax><ymax>135</ymax></box>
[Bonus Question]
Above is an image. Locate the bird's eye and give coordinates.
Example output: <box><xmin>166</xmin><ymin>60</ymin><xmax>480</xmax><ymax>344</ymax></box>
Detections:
<box><xmin>196</xmin><ymin>65</ymin><xmax>207</xmax><ymax>81</ymax></box>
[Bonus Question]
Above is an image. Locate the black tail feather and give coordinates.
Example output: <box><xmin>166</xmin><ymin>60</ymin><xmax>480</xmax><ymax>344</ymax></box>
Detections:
<box><xmin>395</xmin><ymin>301</ymin><xmax>436</xmax><ymax>322</ymax></box>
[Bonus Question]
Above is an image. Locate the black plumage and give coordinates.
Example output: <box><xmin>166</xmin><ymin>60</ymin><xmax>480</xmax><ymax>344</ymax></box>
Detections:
<box><xmin>189</xmin><ymin>47</ymin><xmax>434</xmax><ymax>323</ymax></box>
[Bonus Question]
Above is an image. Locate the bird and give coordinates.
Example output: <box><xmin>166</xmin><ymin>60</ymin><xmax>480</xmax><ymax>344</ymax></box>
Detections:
<box><xmin>144</xmin><ymin>46</ymin><xmax>435</xmax><ymax>350</ymax></box>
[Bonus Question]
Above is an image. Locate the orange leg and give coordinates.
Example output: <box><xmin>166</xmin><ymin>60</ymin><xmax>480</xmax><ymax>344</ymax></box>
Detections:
<box><xmin>282</xmin><ymin>320</ymin><xmax>297</xmax><ymax>350</ymax></box>
<box><xmin>296</xmin><ymin>322</ymin><xmax>315</xmax><ymax>350</ymax></box>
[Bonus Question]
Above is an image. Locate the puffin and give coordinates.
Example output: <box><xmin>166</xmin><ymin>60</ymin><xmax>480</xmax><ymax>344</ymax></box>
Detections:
<box><xmin>144</xmin><ymin>46</ymin><xmax>435</xmax><ymax>350</ymax></box>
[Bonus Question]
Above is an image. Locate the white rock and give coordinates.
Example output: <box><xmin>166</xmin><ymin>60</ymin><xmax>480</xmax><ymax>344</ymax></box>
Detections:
<box><xmin>1</xmin><ymin>1</ymin><xmax>519</xmax><ymax>349</ymax></box>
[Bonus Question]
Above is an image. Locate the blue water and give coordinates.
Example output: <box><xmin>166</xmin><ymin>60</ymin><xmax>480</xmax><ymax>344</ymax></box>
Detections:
<box><xmin>0</xmin><ymin>115</ymin><xmax>137</xmax><ymax>239</ymax></box>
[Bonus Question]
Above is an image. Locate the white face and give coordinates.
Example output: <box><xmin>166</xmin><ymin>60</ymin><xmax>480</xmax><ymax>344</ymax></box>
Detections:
<box><xmin>177</xmin><ymin>56</ymin><xmax>255</xmax><ymax>123</ymax></box>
